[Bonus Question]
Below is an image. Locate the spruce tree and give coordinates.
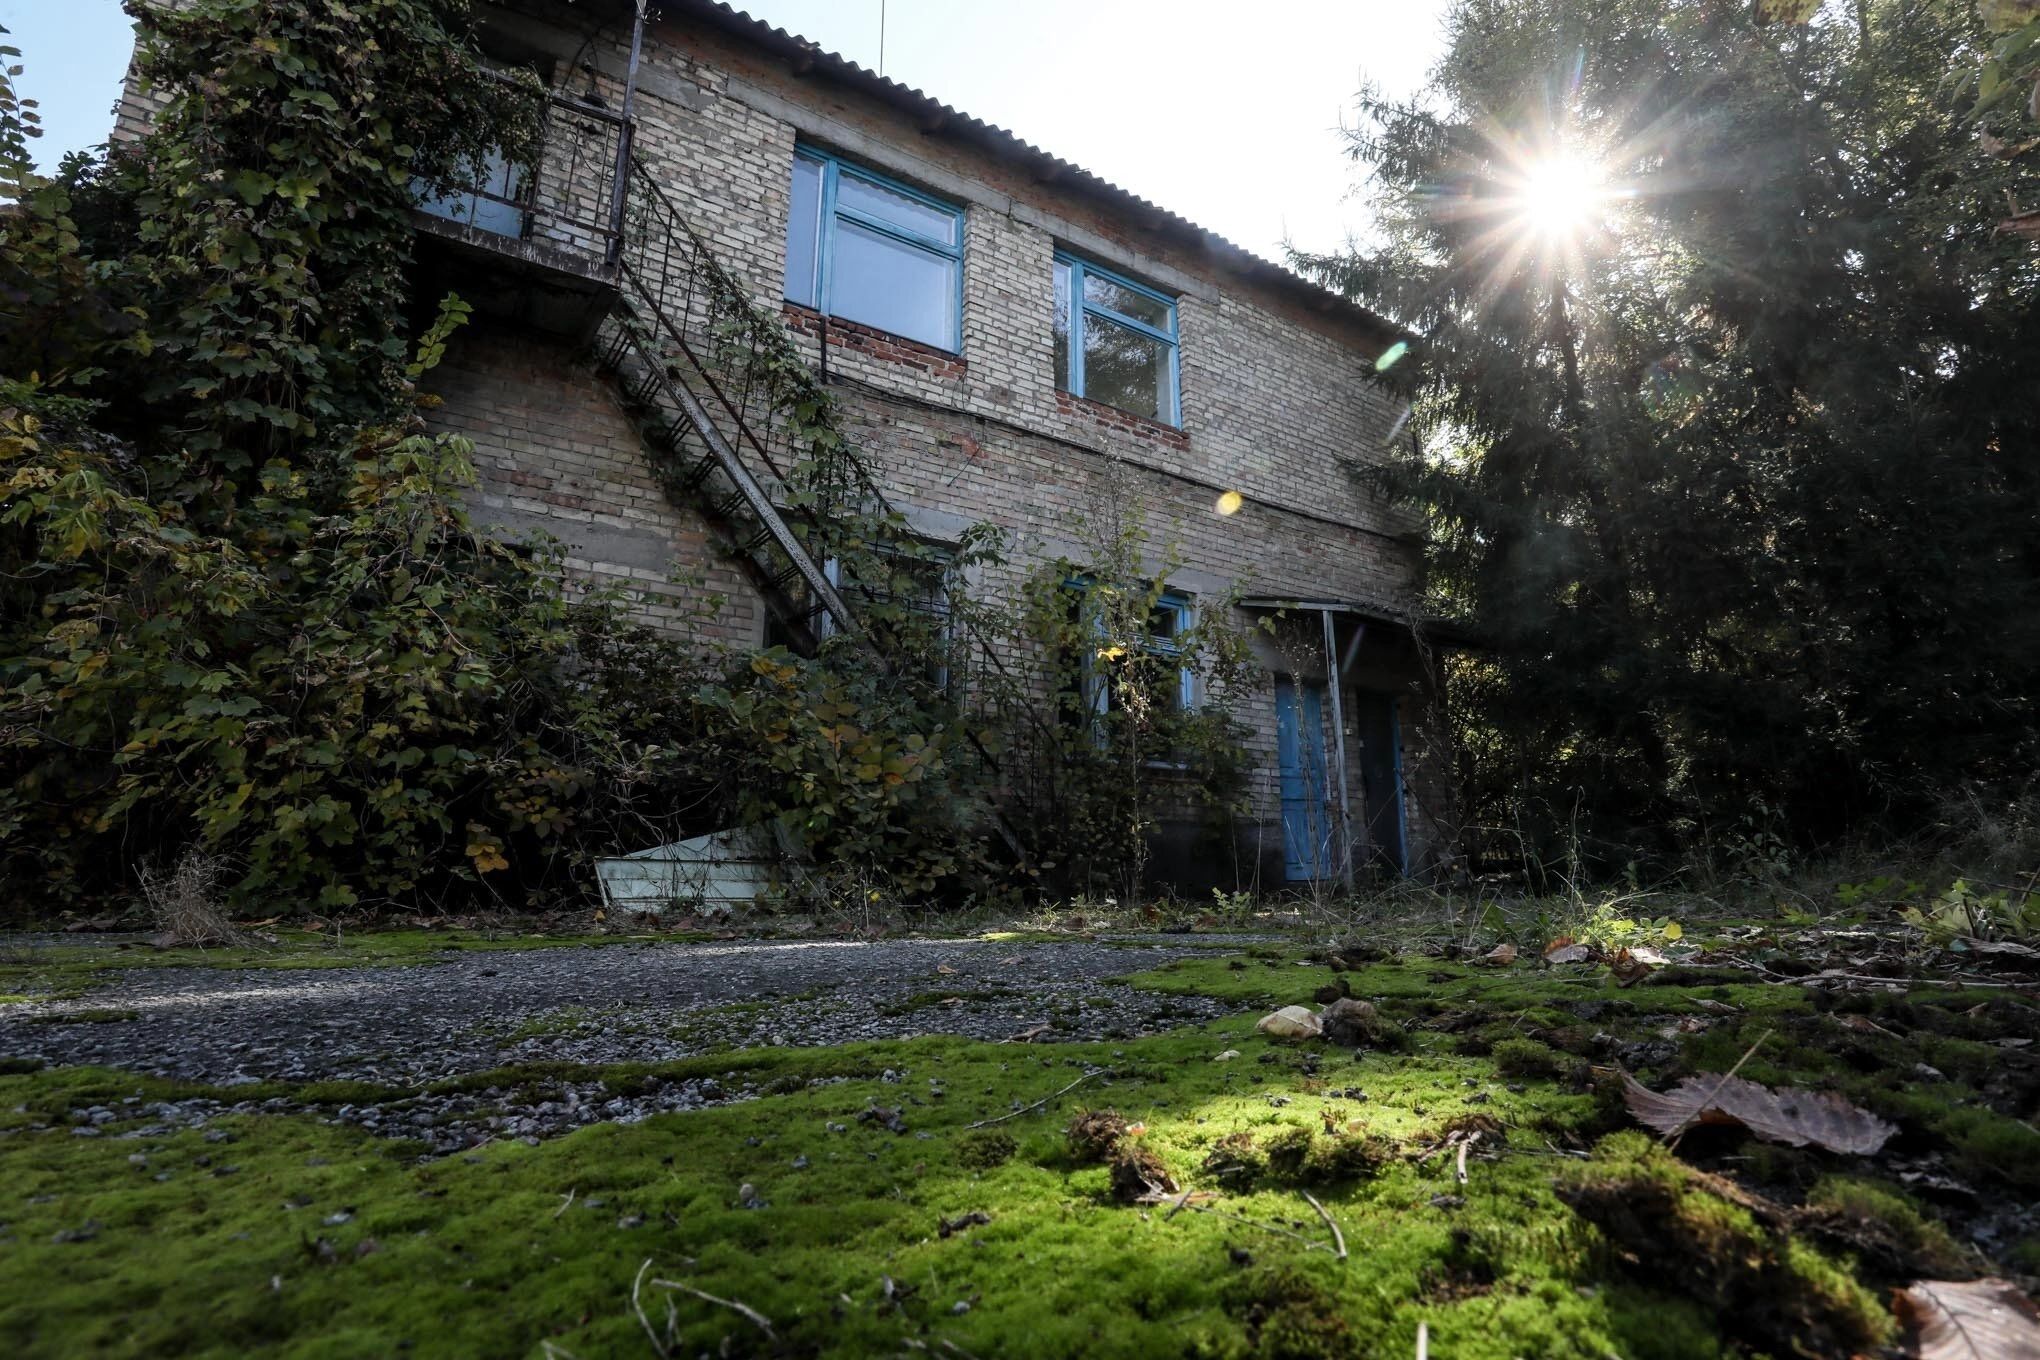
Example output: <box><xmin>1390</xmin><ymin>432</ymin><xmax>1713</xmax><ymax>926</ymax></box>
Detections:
<box><xmin>1302</xmin><ymin>0</ymin><xmax>2040</xmax><ymax>866</ymax></box>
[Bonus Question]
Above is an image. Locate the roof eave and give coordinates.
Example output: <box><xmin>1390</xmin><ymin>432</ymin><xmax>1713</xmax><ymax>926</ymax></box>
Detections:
<box><xmin>657</xmin><ymin>0</ymin><xmax>1408</xmax><ymax>348</ymax></box>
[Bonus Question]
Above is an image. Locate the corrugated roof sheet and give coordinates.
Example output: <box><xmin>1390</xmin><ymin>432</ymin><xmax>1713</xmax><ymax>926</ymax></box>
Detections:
<box><xmin>658</xmin><ymin>0</ymin><xmax>1404</xmax><ymax>345</ymax></box>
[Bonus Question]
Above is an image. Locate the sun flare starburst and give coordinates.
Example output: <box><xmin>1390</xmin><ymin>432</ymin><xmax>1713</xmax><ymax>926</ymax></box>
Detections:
<box><xmin>1513</xmin><ymin>152</ymin><xmax>1610</xmax><ymax>240</ymax></box>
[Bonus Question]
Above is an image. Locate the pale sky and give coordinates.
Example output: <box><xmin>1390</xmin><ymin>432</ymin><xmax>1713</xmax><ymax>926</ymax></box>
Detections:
<box><xmin>1</xmin><ymin>0</ymin><xmax>1450</xmax><ymax>261</ymax></box>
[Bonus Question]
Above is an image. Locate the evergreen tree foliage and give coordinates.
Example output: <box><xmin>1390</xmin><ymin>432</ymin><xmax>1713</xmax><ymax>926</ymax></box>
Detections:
<box><xmin>1301</xmin><ymin>0</ymin><xmax>2040</xmax><ymax>867</ymax></box>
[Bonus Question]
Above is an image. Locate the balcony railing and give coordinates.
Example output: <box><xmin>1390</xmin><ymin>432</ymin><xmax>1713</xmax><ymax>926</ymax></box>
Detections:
<box><xmin>414</xmin><ymin>74</ymin><xmax>631</xmax><ymax>265</ymax></box>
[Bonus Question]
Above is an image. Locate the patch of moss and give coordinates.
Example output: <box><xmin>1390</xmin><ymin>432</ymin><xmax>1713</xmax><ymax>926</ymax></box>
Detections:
<box><xmin>5</xmin><ymin>926</ymin><xmax>2028</xmax><ymax>1358</ymax></box>
<box><xmin>1557</xmin><ymin>1132</ymin><xmax>1892</xmax><ymax>1357</ymax></box>
<box><xmin>1801</xmin><ymin>1176</ymin><xmax>1973</xmax><ymax>1280</ymax></box>
<box><xmin>956</xmin><ymin>1130</ymin><xmax>1016</xmax><ymax>1171</ymax></box>
<box><xmin>1492</xmin><ymin>1038</ymin><xmax>1564</xmax><ymax>1078</ymax></box>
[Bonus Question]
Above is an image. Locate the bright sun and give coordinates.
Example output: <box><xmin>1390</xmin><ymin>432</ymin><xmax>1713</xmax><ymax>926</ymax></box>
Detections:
<box><xmin>1515</xmin><ymin>152</ymin><xmax>1608</xmax><ymax>238</ymax></box>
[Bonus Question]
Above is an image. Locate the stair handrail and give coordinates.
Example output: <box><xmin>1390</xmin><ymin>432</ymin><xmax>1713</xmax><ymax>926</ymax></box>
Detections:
<box><xmin>608</xmin><ymin>154</ymin><xmax>1066</xmax><ymax>844</ymax></box>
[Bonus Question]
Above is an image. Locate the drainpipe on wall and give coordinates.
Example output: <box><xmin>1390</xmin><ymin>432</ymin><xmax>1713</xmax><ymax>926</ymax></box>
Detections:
<box><xmin>604</xmin><ymin>0</ymin><xmax>649</xmax><ymax>264</ymax></box>
<box><xmin>1321</xmin><ymin>608</ymin><xmax>1357</xmax><ymax>891</ymax></box>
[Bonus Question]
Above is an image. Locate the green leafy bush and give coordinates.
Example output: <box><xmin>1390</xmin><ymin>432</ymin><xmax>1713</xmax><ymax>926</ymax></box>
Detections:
<box><xmin>0</xmin><ymin>383</ymin><xmax>707</xmax><ymax>911</ymax></box>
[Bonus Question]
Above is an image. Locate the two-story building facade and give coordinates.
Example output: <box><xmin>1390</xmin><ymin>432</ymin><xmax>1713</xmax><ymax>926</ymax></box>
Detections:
<box><xmin>117</xmin><ymin>0</ymin><xmax>1456</xmax><ymax>892</ymax></box>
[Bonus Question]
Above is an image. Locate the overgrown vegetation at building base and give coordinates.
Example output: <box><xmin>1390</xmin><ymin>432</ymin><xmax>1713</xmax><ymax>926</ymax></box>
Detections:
<box><xmin>1</xmin><ymin>917</ymin><xmax>2035</xmax><ymax>1359</ymax></box>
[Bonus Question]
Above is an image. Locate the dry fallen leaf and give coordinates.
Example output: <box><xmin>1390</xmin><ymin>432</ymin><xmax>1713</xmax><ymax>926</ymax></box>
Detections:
<box><xmin>1622</xmin><ymin>1073</ymin><xmax>1898</xmax><ymax>1154</ymax></box>
<box><xmin>1610</xmin><ymin>948</ymin><xmax>1662</xmax><ymax>987</ymax></box>
<box><xmin>1896</xmin><ymin>1278</ymin><xmax>2040</xmax><ymax>1359</ymax></box>
<box><xmin>1544</xmin><ymin>939</ymin><xmax>1592</xmax><ymax>965</ymax></box>
<box><xmin>1483</xmin><ymin>942</ymin><xmax>1518</xmax><ymax>967</ymax></box>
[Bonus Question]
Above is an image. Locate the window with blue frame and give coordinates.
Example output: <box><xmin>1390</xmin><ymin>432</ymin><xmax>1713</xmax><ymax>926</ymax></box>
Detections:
<box><xmin>1052</xmin><ymin>252</ymin><xmax>1179</xmax><ymax>426</ymax></box>
<box><xmin>1065</xmin><ymin>582</ymin><xmax>1197</xmax><ymax>730</ymax></box>
<box><xmin>784</xmin><ymin>147</ymin><xmax>963</xmax><ymax>353</ymax></box>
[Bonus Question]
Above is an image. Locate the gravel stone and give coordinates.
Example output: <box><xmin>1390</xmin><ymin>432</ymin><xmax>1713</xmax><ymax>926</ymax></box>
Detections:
<box><xmin>1</xmin><ymin>936</ymin><xmax>1236</xmax><ymax>1155</ymax></box>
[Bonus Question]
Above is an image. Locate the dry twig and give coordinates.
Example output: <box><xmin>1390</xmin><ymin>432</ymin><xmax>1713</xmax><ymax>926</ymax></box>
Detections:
<box><xmin>1301</xmin><ymin>1191</ymin><xmax>1347</xmax><ymax>1261</ymax></box>
<box><xmin>630</xmin><ymin>1260</ymin><xmax>670</xmax><ymax>1358</ymax></box>
<box><xmin>649</xmin><ymin>1278</ymin><xmax>777</xmax><ymax>1340</ymax></box>
<box><xmin>1667</xmin><ymin>1027</ymin><xmax>1771</xmax><ymax>1153</ymax></box>
<box><xmin>963</xmin><ymin>1069</ymin><xmax>1106</xmax><ymax>1129</ymax></box>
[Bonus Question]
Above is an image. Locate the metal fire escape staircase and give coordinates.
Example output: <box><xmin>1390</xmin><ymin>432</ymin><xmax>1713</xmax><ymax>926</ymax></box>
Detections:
<box><xmin>412</xmin><ymin>46</ymin><xmax>1037</xmax><ymax>870</ymax></box>
<box><xmin>590</xmin><ymin>170</ymin><xmax>862</xmax><ymax>656</ymax></box>
<box><xmin>596</xmin><ymin>160</ymin><xmax>1035</xmax><ymax>866</ymax></box>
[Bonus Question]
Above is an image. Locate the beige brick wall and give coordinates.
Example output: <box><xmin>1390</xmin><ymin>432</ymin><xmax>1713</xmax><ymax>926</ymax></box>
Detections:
<box><xmin>425</xmin><ymin>327</ymin><xmax>763</xmax><ymax>649</ymax></box>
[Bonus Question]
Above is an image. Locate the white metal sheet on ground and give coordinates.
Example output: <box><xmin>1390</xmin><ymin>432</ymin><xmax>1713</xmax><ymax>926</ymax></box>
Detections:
<box><xmin>593</xmin><ymin>827</ymin><xmax>779</xmax><ymax>913</ymax></box>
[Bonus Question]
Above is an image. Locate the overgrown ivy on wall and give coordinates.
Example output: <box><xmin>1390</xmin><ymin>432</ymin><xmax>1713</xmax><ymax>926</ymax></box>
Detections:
<box><xmin>0</xmin><ymin>3</ymin><xmax>702</xmax><ymax>915</ymax></box>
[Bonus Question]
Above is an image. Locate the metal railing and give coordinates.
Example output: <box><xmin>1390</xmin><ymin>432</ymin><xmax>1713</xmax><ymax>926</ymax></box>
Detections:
<box><xmin>414</xmin><ymin>73</ymin><xmax>631</xmax><ymax>261</ymax></box>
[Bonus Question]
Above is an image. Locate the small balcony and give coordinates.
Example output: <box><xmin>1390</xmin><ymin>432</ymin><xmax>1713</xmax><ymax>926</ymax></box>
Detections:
<box><xmin>409</xmin><ymin>76</ymin><xmax>632</xmax><ymax>338</ymax></box>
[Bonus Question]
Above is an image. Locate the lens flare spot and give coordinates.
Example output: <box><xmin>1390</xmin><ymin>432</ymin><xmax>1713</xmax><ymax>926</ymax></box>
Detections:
<box><xmin>1375</xmin><ymin>341</ymin><xmax>1409</xmax><ymax>373</ymax></box>
<box><xmin>1214</xmin><ymin>489</ymin><xmax>1245</xmax><ymax>516</ymax></box>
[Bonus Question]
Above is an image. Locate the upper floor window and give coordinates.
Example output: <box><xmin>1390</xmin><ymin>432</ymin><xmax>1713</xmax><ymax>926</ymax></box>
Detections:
<box><xmin>1053</xmin><ymin>252</ymin><xmax>1179</xmax><ymax>426</ymax></box>
<box><xmin>784</xmin><ymin>147</ymin><xmax>963</xmax><ymax>353</ymax></box>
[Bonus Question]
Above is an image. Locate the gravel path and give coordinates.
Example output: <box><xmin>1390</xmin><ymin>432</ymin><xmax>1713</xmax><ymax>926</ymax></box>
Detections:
<box><xmin>0</xmin><ymin>936</ymin><xmax>1244</xmax><ymax>1155</ymax></box>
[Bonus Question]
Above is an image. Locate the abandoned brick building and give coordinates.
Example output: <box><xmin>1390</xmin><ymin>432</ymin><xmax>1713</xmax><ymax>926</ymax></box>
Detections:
<box><xmin>117</xmin><ymin>0</ymin><xmax>1453</xmax><ymax>893</ymax></box>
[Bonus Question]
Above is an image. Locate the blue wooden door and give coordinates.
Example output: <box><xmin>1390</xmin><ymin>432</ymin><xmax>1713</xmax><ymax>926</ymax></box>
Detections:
<box><xmin>1274</xmin><ymin>682</ymin><xmax>1333</xmax><ymax>880</ymax></box>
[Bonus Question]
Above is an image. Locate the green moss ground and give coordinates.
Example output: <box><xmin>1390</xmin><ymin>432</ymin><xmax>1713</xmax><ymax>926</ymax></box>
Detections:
<box><xmin>1</xmin><ymin>941</ymin><xmax>2033</xmax><ymax>1358</ymax></box>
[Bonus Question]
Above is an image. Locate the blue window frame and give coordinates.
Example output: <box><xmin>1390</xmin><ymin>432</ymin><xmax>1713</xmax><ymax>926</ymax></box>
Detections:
<box><xmin>784</xmin><ymin>146</ymin><xmax>963</xmax><ymax>353</ymax></box>
<box><xmin>1067</xmin><ymin>580</ymin><xmax>1197</xmax><ymax>728</ymax></box>
<box><xmin>1053</xmin><ymin>252</ymin><xmax>1180</xmax><ymax>426</ymax></box>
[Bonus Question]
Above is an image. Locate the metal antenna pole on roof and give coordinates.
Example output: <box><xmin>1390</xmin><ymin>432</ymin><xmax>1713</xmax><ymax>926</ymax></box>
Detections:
<box><xmin>879</xmin><ymin>0</ymin><xmax>886</xmax><ymax>76</ymax></box>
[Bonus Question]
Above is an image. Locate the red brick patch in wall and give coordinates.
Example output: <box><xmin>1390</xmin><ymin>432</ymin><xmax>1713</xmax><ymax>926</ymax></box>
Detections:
<box><xmin>1055</xmin><ymin>389</ymin><xmax>1190</xmax><ymax>449</ymax></box>
<box><xmin>782</xmin><ymin>303</ymin><xmax>967</xmax><ymax>380</ymax></box>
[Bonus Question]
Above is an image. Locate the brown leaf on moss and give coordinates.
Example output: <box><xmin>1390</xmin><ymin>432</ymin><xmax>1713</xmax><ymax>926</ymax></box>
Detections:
<box><xmin>1622</xmin><ymin>1073</ymin><xmax>1897</xmax><ymax>1154</ymax></box>
<box><xmin>1609</xmin><ymin>946</ymin><xmax>1666</xmax><ymax>987</ymax></box>
<box><xmin>1896</xmin><ymin>1278</ymin><xmax>2040</xmax><ymax>1359</ymax></box>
